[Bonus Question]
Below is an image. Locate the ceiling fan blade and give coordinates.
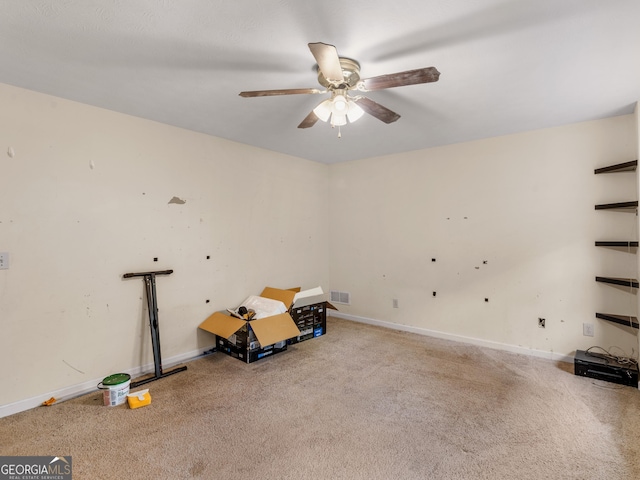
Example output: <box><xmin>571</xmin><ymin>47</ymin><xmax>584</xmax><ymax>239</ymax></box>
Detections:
<box><xmin>360</xmin><ymin>67</ymin><xmax>440</xmax><ymax>91</ymax></box>
<box><xmin>239</xmin><ymin>88</ymin><xmax>324</xmax><ymax>97</ymax></box>
<box><xmin>298</xmin><ymin>111</ymin><xmax>319</xmax><ymax>129</ymax></box>
<box><xmin>308</xmin><ymin>42</ymin><xmax>344</xmax><ymax>85</ymax></box>
<box><xmin>354</xmin><ymin>96</ymin><xmax>401</xmax><ymax>124</ymax></box>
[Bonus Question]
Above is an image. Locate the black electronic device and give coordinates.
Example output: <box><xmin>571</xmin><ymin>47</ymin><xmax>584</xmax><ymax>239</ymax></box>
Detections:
<box><xmin>574</xmin><ymin>349</ymin><xmax>638</xmax><ymax>387</ymax></box>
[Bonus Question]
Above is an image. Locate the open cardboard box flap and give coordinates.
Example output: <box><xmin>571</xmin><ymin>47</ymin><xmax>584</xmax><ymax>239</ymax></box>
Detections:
<box><xmin>198</xmin><ymin>311</ymin><xmax>300</xmax><ymax>346</ymax></box>
<box><xmin>199</xmin><ymin>312</ymin><xmax>246</xmax><ymax>339</ymax></box>
<box><xmin>250</xmin><ymin>313</ymin><xmax>300</xmax><ymax>346</ymax></box>
<box><xmin>292</xmin><ymin>295</ymin><xmax>338</xmax><ymax>310</ymax></box>
<box><xmin>262</xmin><ymin>286</ymin><xmax>337</xmax><ymax>310</ymax></box>
<box><xmin>260</xmin><ymin>287</ymin><xmax>297</xmax><ymax>308</ymax></box>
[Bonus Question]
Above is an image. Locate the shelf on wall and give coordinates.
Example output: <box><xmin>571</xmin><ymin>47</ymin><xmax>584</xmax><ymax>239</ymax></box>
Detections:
<box><xmin>596</xmin><ymin>313</ymin><xmax>639</xmax><ymax>329</ymax></box>
<box><xmin>594</xmin><ymin>160</ymin><xmax>638</xmax><ymax>174</ymax></box>
<box><xmin>595</xmin><ymin>241</ymin><xmax>639</xmax><ymax>247</ymax></box>
<box><xmin>592</xmin><ymin>161</ymin><xmax>639</xmax><ymax>345</ymax></box>
<box><xmin>595</xmin><ymin>276</ymin><xmax>639</xmax><ymax>288</ymax></box>
<box><xmin>594</xmin><ymin>201</ymin><xmax>638</xmax><ymax>210</ymax></box>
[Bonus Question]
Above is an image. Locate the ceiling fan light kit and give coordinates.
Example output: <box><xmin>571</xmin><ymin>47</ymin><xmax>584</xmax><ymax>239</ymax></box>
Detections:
<box><xmin>239</xmin><ymin>42</ymin><xmax>440</xmax><ymax>135</ymax></box>
<box><xmin>313</xmin><ymin>91</ymin><xmax>365</xmax><ymax>127</ymax></box>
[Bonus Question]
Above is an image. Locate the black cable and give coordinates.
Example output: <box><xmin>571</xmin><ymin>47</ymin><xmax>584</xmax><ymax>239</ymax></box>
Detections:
<box><xmin>585</xmin><ymin>345</ymin><xmax>638</xmax><ymax>367</ymax></box>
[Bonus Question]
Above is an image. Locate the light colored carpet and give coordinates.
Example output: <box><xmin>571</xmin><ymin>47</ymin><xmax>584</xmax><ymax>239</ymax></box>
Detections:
<box><xmin>1</xmin><ymin>316</ymin><xmax>639</xmax><ymax>479</ymax></box>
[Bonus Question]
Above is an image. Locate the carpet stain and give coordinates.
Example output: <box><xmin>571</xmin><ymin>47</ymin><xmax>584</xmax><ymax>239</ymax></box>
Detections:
<box><xmin>189</xmin><ymin>459</ymin><xmax>206</xmax><ymax>476</ymax></box>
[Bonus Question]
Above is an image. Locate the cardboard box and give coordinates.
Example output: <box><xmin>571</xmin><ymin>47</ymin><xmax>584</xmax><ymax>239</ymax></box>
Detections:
<box><xmin>287</xmin><ymin>295</ymin><xmax>336</xmax><ymax>344</ymax></box>
<box><xmin>198</xmin><ymin>286</ymin><xmax>337</xmax><ymax>363</ymax></box>
<box><xmin>216</xmin><ymin>334</ymin><xmax>288</xmax><ymax>363</ymax></box>
<box><xmin>199</xmin><ymin>287</ymin><xmax>301</xmax><ymax>364</ymax></box>
<box><xmin>256</xmin><ymin>286</ymin><xmax>338</xmax><ymax>345</ymax></box>
<box><xmin>199</xmin><ymin>308</ymin><xmax>299</xmax><ymax>364</ymax></box>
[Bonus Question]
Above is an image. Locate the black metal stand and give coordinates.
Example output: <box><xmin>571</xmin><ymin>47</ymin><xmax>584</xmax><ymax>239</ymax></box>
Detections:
<box><xmin>123</xmin><ymin>269</ymin><xmax>187</xmax><ymax>388</ymax></box>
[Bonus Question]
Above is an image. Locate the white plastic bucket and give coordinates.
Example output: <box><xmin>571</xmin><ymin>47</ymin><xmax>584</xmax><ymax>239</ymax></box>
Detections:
<box><xmin>97</xmin><ymin>373</ymin><xmax>131</xmax><ymax>406</ymax></box>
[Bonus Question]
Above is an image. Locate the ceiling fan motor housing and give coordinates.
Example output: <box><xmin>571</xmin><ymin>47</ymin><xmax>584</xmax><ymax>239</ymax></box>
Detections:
<box><xmin>316</xmin><ymin>57</ymin><xmax>361</xmax><ymax>89</ymax></box>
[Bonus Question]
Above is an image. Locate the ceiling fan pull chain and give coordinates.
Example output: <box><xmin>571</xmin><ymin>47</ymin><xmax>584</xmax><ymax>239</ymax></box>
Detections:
<box><xmin>338</xmin><ymin>125</ymin><xmax>342</xmax><ymax>138</ymax></box>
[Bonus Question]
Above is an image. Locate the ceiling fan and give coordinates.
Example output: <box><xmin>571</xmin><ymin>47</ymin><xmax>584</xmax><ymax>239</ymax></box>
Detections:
<box><xmin>239</xmin><ymin>42</ymin><xmax>440</xmax><ymax>133</ymax></box>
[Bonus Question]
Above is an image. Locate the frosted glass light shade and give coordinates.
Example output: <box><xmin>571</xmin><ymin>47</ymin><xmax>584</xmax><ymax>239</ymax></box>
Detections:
<box><xmin>332</xmin><ymin>96</ymin><xmax>348</xmax><ymax>114</ymax></box>
<box><xmin>313</xmin><ymin>99</ymin><xmax>332</xmax><ymax>122</ymax></box>
<box><xmin>331</xmin><ymin>114</ymin><xmax>347</xmax><ymax>126</ymax></box>
<box><xmin>347</xmin><ymin>101</ymin><xmax>365</xmax><ymax>122</ymax></box>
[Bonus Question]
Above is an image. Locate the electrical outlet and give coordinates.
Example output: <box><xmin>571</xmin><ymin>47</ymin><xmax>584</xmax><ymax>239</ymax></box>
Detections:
<box><xmin>392</xmin><ymin>299</ymin><xmax>399</xmax><ymax>308</ymax></box>
<box><xmin>538</xmin><ymin>318</ymin><xmax>545</xmax><ymax>328</ymax></box>
<box><xmin>583</xmin><ymin>323</ymin><xmax>594</xmax><ymax>337</ymax></box>
<box><xmin>0</xmin><ymin>252</ymin><xmax>8</xmax><ymax>270</ymax></box>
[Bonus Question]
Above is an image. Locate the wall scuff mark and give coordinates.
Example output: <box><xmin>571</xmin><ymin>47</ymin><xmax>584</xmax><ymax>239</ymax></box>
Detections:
<box><xmin>62</xmin><ymin>360</ymin><xmax>85</xmax><ymax>374</ymax></box>
<box><xmin>168</xmin><ymin>196</ymin><xmax>186</xmax><ymax>205</ymax></box>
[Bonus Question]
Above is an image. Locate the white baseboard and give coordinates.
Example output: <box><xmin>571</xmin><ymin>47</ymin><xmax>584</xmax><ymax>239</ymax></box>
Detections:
<box><xmin>330</xmin><ymin>312</ymin><xmax>574</xmax><ymax>364</ymax></box>
<box><xmin>0</xmin><ymin>347</ymin><xmax>213</xmax><ymax>419</ymax></box>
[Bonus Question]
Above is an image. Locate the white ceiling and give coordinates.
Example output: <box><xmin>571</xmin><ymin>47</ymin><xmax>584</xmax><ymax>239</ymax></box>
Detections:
<box><xmin>1</xmin><ymin>0</ymin><xmax>639</xmax><ymax>164</ymax></box>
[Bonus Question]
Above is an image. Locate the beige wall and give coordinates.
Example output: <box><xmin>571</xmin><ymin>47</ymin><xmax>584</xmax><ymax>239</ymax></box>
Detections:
<box><xmin>2</xmin><ymin>80</ymin><xmax>638</xmax><ymax>416</ymax></box>
<box><xmin>0</xmin><ymin>83</ymin><xmax>330</xmax><ymax>410</ymax></box>
<box><xmin>329</xmin><ymin>115</ymin><xmax>639</xmax><ymax>359</ymax></box>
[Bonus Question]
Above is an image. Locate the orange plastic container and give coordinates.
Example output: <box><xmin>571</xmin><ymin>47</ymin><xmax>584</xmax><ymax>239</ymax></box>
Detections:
<box><xmin>126</xmin><ymin>389</ymin><xmax>151</xmax><ymax>409</ymax></box>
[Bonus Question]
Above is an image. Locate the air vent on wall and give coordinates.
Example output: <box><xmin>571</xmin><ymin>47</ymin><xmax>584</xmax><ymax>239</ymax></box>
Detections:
<box><xmin>330</xmin><ymin>290</ymin><xmax>351</xmax><ymax>305</ymax></box>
